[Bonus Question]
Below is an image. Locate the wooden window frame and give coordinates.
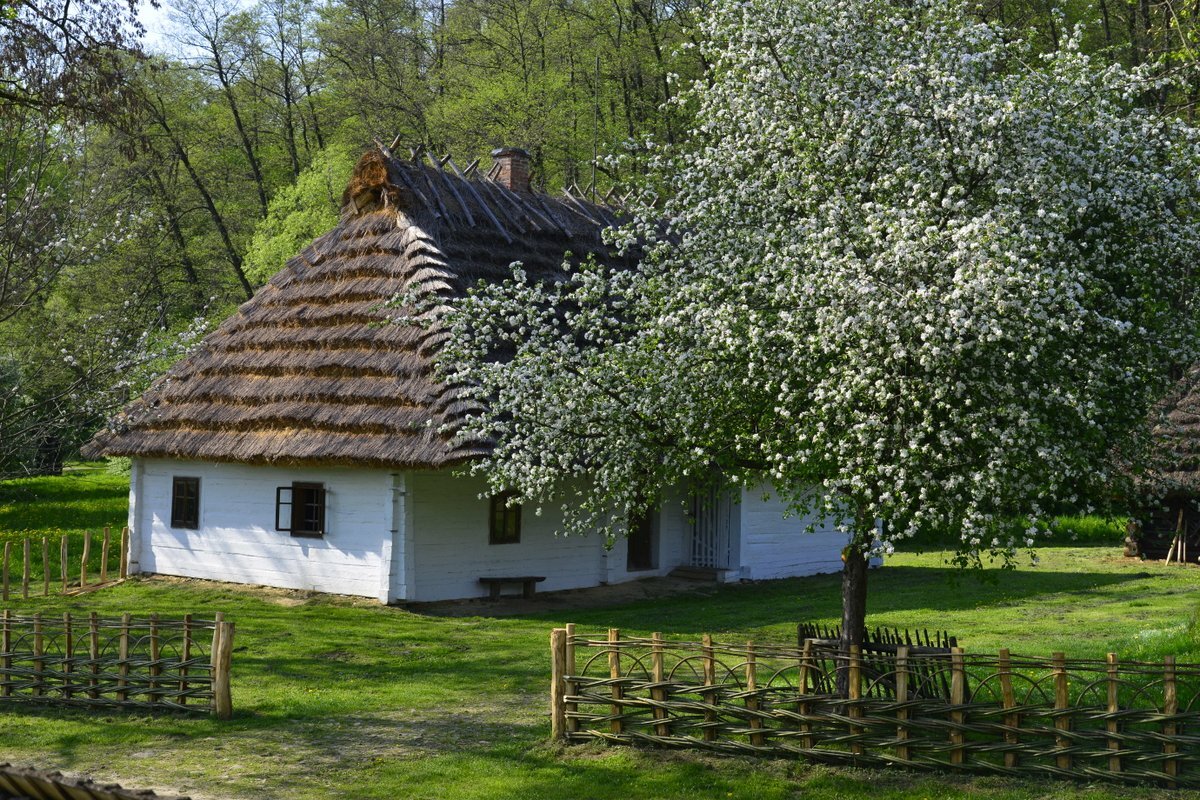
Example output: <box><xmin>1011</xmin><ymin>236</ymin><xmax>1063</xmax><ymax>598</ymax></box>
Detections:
<box><xmin>276</xmin><ymin>482</ymin><xmax>326</xmax><ymax>538</ymax></box>
<box><xmin>171</xmin><ymin>476</ymin><xmax>200</xmax><ymax>529</ymax></box>
<box><xmin>489</xmin><ymin>492</ymin><xmax>521</xmax><ymax>545</ymax></box>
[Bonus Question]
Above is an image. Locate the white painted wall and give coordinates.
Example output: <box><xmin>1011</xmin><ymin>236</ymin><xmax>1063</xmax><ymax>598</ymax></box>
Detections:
<box><xmin>133</xmin><ymin>458</ymin><xmax>392</xmax><ymax>598</ymax></box>
<box><xmin>734</xmin><ymin>483</ymin><xmax>853</xmax><ymax>580</ymax></box>
<box><xmin>129</xmin><ymin>461</ymin><xmax>867</xmax><ymax>603</ymax></box>
<box><xmin>407</xmin><ymin>471</ymin><xmax>670</xmax><ymax>601</ymax></box>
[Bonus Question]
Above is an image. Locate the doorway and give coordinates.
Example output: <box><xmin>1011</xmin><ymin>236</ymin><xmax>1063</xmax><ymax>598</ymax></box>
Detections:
<box><xmin>627</xmin><ymin>511</ymin><xmax>656</xmax><ymax>571</ymax></box>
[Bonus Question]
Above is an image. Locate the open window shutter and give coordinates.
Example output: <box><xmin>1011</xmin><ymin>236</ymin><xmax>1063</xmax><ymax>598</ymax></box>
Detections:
<box><xmin>316</xmin><ymin>485</ymin><xmax>326</xmax><ymax>534</ymax></box>
<box><xmin>276</xmin><ymin>486</ymin><xmax>293</xmax><ymax>531</ymax></box>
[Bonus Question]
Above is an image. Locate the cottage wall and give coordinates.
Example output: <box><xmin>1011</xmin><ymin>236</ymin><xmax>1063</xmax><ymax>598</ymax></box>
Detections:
<box><xmin>734</xmin><ymin>483</ymin><xmax>855</xmax><ymax>580</ymax></box>
<box><xmin>131</xmin><ymin>458</ymin><xmax>391</xmax><ymax>598</ymax></box>
<box><xmin>405</xmin><ymin>471</ymin><xmax>684</xmax><ymax>602</ymax></box>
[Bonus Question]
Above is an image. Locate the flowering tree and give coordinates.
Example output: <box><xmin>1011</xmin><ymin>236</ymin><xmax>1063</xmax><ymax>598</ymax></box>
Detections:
<box><xmin>427</xmin><ymin>0</ymin><xmax>1200</xmax><ymax>648</ymax></box>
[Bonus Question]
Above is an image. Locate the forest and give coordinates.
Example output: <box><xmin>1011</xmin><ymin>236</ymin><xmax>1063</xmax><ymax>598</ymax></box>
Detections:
<box><xmin>1</xmin><ymin>0</ymin><xmax>1198</xmax><ymax>477</ymax></box>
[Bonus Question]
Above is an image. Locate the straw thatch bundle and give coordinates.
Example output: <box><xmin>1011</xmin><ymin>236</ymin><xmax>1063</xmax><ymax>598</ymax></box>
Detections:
<box><xmin>83</xmin><ymin>146</ymin><xmax>627</xmax><ymax>468</ymax></box>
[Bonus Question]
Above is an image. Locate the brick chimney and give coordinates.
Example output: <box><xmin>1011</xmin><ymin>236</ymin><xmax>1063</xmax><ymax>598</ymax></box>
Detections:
<box><xmin>491</xmin><ymin>147</ymin><xmax>532</xmax><ymax>192</ymax></box>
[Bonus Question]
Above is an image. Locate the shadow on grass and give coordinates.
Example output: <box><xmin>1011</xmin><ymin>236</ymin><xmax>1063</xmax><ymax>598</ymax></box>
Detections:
<box><xmin>508</xmin><ymin>566</ymin><xmax>1146</xmax><ymax>635</ymax></box>
<box><xmin>0</xmin><ymin>472</ymin><xmax>129</xmax><ymax>533</ymax></box>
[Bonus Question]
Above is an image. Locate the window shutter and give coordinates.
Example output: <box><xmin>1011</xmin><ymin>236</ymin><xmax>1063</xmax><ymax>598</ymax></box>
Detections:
<box><xmin>276</xmin><ymin>486</ymin><xmax>293</xmax><ymax>531</ymax></box>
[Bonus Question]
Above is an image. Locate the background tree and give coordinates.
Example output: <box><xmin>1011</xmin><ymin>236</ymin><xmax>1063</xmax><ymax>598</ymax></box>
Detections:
<box><xmin>424</xmin><ymin>0</ymin><xmax>1200</xmax><ymax>653</ymax></box>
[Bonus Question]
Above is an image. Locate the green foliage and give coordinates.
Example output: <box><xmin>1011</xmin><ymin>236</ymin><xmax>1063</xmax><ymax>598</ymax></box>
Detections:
<box><xmin>243</xmin><ymin>145</ymin><xmax>355</xmax><ymax>285</ymax></box>
<box><xmin>104</xmin><ymin>457</ymin><xmax>131</xmax><ymax>476</ymax></box>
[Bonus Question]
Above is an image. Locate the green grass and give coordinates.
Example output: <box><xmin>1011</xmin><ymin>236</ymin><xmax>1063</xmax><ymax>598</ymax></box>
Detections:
<box><xmin>0</xmin><ymin>466</ymin><xmax>127</xmax><ymax>589</ymax></box>
<box><xmin>0</xmin><ymin>471</ymin><xmax>1195</xmax><ymax>799</ymax></box>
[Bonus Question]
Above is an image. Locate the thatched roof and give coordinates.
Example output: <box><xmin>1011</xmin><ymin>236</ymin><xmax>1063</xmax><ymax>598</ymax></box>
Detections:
<box><xmin>1148</xmin><ymin>369</ymin><xmax>1200</xmax><ymax>496</ymax></box>
<box><xmin>83</xmin><ymin>145</ymin><xmax>629</xmax><ymax>468</ymax></box>
<box><xmin>0</xmin><ymin>763</ymin><xmax>188</xmax><ymax>800</ymax></box>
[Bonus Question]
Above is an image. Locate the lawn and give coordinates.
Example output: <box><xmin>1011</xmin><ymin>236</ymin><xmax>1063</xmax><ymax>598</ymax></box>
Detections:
<box><xmin>0</xmin><ymin>472</ymin><xmax>1197</xmax><ymax>800</ymax></box>
<box><xmin>0</xmin><ymin>466</ymin><xmax>128</xmax><ymax>590</ymax></box>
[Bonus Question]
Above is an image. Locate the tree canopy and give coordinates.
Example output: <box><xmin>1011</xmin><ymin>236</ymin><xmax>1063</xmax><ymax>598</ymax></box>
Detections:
<box><xmin>424</xmin><ymin>0</ymin><xmax>1200</xmax><ymax>646</ymax></box>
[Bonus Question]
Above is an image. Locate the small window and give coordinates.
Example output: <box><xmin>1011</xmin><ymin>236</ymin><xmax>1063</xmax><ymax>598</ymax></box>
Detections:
<box><xmin>171</xmin><ymin>477</ymin><xmax>200</xmax><ymax>529</ymax></box>
<box><xmin>489</xmin><ymin>492</ymin><xmax>521</xmax><ymax>545</ymax></box>
<box><xmin>276</xmin><ymin>482</ymin><xmax>326</xmax><ymax>537</ymax></box>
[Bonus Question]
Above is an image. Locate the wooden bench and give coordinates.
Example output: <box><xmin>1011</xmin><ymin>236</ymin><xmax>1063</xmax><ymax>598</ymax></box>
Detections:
<box><xmin>478</xmin><ymin>575</ymin><xmax>546</xmax><ymax>600</ymax></box>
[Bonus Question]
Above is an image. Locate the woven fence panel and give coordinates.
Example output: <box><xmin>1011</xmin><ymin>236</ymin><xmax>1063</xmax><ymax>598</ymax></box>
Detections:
<box><xmin>0</xmin><ymin>611</ymin><xmax>221</xmax><ymax>714</ymax></box>
<box><xmin>556</xmin><ymin>629</ymin><xmax>1200</xmax><ymax>788</ymax></box>
<box><xmin>0</xmin><ymin>763</ymin><xmax>190</xmax><ymax>800</ymax></box>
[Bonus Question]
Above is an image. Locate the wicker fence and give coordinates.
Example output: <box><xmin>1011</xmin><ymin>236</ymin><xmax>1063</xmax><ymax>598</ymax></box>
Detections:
<box><xmin>1</xmin><ymin>527</ymin><xmax>129</xmax><ymax>601</ymax></box>
<box><xmin>549</xmin><ymin>625</ymin><xmax>1200</xmax><ymax>788</ymax></box>
<box><xmin>1</xmin><ymin>610</ymin><xmax>234</xmax><ymax>718</ymax></box>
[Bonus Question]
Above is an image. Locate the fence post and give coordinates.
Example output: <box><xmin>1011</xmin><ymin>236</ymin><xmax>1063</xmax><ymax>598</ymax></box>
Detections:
<box><xmin>895</xmin><ymin>645</ymin><xmax>910</xmax><ymax>762</ymax></box>
<box><xmin>60</xmin><ymin>535</ymin><xmax>68</xmax><ymax>593</ymax></box>
<box><xmin>798</xmin><ymin>638</ymin><xmax>813</xmax><ymax>752</ymax></box>
<box><xmin>564</xmin><ymin>623</ymin><xmax>578</xmax><ymax>735</ymax></box>
<box><xmin>1053</xmin><ymin>652</ymin><xmax>1071</xmax><ymax>772</ymax></box>
<box><xmin>1106</xmin><ymin>653</ymin><xmax>1121</xmax><ymax>775</ymax></box>
<box><xmin>100</xmin><ymin>527</ymin><xmax>111</xmax><ymax>584</ymax></box>
<box><xmin>62</xmin><ymin>612</ymin><xmax>73</xmax><ymax>699</ymax></box>
<box><xmin>211</xmin><ymin>616</ymin><xmax>234</xmax><ymax>720</ymax></box>
<box><xmin>181</xmin><ymin>613</ymin><xmax>193</xmax><ymax>707</ymax></box>
<box><xmin>31</xmin><ymin>612</ymin><xmax>43</xmax><ymax>697</ymax></box>
<box><xmin>149</xmin><ymin>614</ymin><xmax>161</xmax><ymax>705</ymax></box>
<box><xmin>849</xmin><ymin>644</ymin><xmax>863</xmax><ymax>757</ymax></box>
<box><xmin>2</xmin><ymin>540</ymin><xmax>9</xmax><ymax>602</ymax></box>
<box><xmin>1164</xmin><ymin>655</ymin><xmax>1178</xmax><ymax>786</ymax></box>
<box><xmin>607</xmin><ymin>628</ymin><xmax>623</xmax><ymax>737</ymax></box>
<box><xmin>80</xmin><ymin>531</ymin><xmax>91</xmax><ymax>589</ymax></box>
<box><xmin>41</xmin><ymin>537</ymin><xmax>49</xmax><ymax>597</ymax></box>
<box><xmin>117</xmin><ymin>613</ymin><xmax>130</xmax><ymax>702</ymax></box>
<box><xmin>702</xmin><ymin>633</ymin><xmax>717</xmax><ymax>742</ymax></box>
<box><xmin>746</xmin><ymin>640</ymin><xmax>763</xmax><ymax>747</ymax></box>
<box><xmin>22</xmin><ymin>537</ymin><xmax>30</xmax><ymax>600</ymax></box>
<box><xmin>1</xmin><ymin>609</ymin><xmax>10</xmax><ymax>697</ymax></box>
<box><xmin>119</xmin><ymin>527</ymin><xmax>130</xmax><ymax>579</ymax></box>
<box><xmin>950</xmin><ymin>646</ymin><xmax>965</xmax><ymax>766</ymax></box>
<box><xmin>998</xmin><ymin>648</ymin><xmax>1019</xmax><ymax>769</ymax></box>
<box><xmin>87</xmin><ymin>612</ymin><xmax>99</xmax><ymax>699</ymax></box>
<box><xmin>550</xmin><ymin>627</ymin><xmax>568</xmax><ymax>740</ymax></box>
<box><xmin>651</xmin><ymin>632</ymin><xmax>669</xmax><ymax>738</ymax></box>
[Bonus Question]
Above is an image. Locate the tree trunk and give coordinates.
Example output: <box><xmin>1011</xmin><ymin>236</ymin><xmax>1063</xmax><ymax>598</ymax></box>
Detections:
<box><xmin>839</xmin><ymin>541</ymin><xmax>868</xmax><ymax>653</ymax></box>
<box><xmin>836</xmin><ymin>511</ymin><xmax>873</xmax><ymax>697</ymax></box>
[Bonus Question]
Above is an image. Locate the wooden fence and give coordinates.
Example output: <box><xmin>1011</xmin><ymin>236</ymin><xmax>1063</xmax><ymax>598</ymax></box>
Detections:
<box><xmin>0</xmin><ymin>763</ymin><xmax>191</xmax><ymax>800</ymax></box>
<box><xmin>1</xmin><ymin>527</ymin><xmax>129</xmax><ymax>601</ymax></box>
<box><xmin>549</xmin><ymin>626</ymin><xmax>1200</xmax><ymax>788</ymax></box>
<box><xmin>0</xmin><ymin>610</ymin><xmax>234</xmax><ymax>719</ymax></box>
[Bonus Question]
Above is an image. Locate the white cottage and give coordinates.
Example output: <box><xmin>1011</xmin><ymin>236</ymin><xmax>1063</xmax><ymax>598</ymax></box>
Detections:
<box><xmin>84</xmin><ymin>146</ymin><xmax>861</xmax><ymax>603</ymax></box>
